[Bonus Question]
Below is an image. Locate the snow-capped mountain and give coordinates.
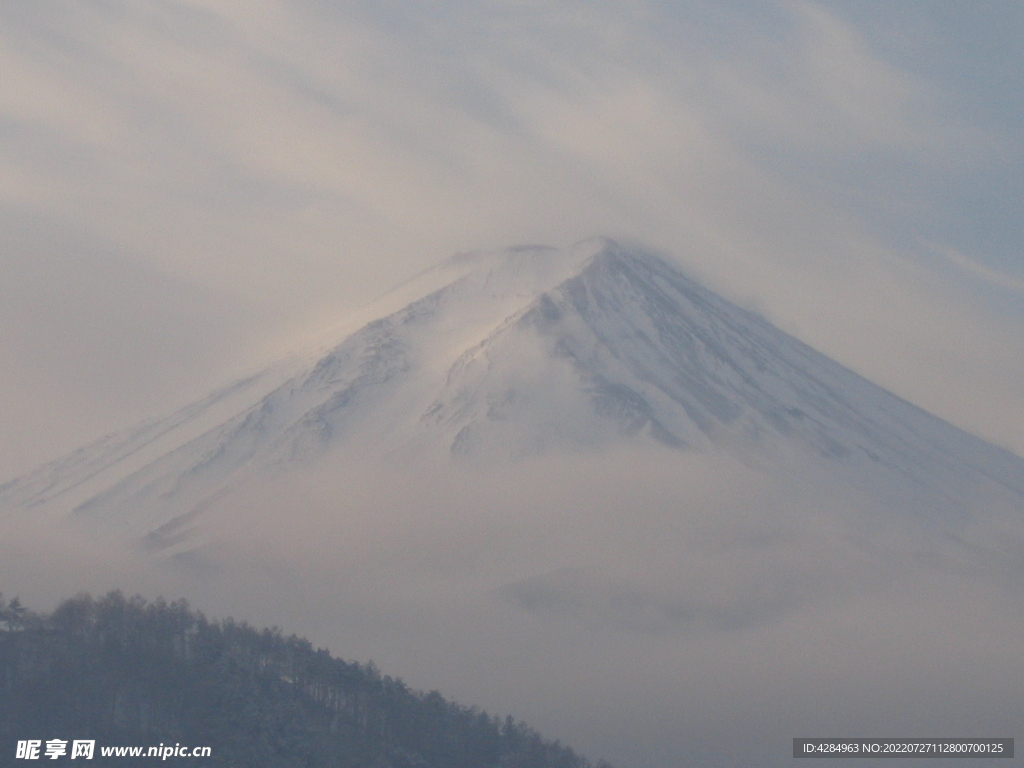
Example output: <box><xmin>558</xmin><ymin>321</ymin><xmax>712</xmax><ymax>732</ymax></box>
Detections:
<box><xmin>3</xmin><ymin>237</ymin><xmax>1022</xmax><ymax>541</ymax></box>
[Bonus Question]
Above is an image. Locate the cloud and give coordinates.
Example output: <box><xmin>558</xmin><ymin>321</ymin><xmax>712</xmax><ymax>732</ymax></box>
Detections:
<box><xmin>934</xmin><ymin>242</ymin><xmax>1024</xmax><ymax>295</ymax></box>
<box><xmin>2</xmin><ymin>3</ymin><xmax>1024</xmax><ymax>763</ymax></box>
<box><xmin>3</xmin><ymin>443</ymin><xmax>1023</xmax><ymax>767</ymax></box>
<box><xmin>0</xmin><ymin>0</ymin><xmax>984</xmax><ymax>293</ymax></box>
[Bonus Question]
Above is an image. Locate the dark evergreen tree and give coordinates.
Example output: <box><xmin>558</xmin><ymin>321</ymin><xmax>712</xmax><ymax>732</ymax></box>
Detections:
<box><xmin>0</xmin><ymin>592</ymin><xmax>613</xmax><ymax>768</ymax></box>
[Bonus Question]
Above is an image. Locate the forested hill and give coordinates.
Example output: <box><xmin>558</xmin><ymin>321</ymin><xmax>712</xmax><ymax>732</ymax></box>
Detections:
<box><xmin>0</xmin><ymin>592</ymin><xmax>612</xmax><ymax>768</ymax></box>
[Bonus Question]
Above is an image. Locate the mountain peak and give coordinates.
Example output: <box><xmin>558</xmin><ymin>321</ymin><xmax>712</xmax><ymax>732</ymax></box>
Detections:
<box><xmin>4</xmin><ymin>239</ymin><xmax>1023</xmax><ymax>541</ymax></box>
<box><xmin>439</xmin><ymin>236</ymin><xmax>640</xmax><ymax>285</ymax></box>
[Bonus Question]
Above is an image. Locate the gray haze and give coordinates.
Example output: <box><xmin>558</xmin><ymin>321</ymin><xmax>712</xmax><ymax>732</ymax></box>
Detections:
<box><xmin>2</xmin><ymin>2</ymin><xmax>1024</xmax><ymax>767</ymax></box>
<box><xmin>2</xmin><ymin>444</ymin><xmax>1024</xmax><ymax>767</ymax></box>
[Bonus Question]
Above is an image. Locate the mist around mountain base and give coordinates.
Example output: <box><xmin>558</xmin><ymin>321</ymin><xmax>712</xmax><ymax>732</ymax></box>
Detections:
<box><xmin>3</xmin><ymin>438</ymin><xmax>1022</xmax><ymax>768</ymax></box>
<box><xmin>3</xmin><ymin>240</ymin><xmax>1022</xmax><ymax>766</ymax></box>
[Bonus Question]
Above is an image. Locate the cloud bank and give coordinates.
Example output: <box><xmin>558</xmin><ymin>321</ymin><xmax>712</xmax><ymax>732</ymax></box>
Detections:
<box><xmin>3</xmin><ymin>444</ymin><xmax>1023</xmax><ymax>767</ymax></box>
<box><xmin>2</xmin><ymin>3</ymin><xmax>1023</xmax><ymax>766</ymax></box>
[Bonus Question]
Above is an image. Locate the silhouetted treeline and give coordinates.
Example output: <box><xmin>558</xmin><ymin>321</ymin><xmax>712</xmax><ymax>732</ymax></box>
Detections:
<box><xmin>0</xmin><ymin>592</ymin><xmax>612</xmax><ymax>768</ymax></box>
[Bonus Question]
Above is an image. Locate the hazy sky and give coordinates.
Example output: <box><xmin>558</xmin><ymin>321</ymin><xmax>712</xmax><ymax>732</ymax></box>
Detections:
<box><xmin>1</xmin><ymin>0</ymin><xmax>1023</xmax><ymax>478</ymax></box>
<box><xmin>2</xmin><ymin>5</ymin><xmax>1024</xmax><ymax>766</ymax></box>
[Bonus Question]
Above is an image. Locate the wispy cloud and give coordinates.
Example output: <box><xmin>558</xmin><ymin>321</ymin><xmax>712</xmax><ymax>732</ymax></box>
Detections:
<box><xmin>934</xmin><ymin>242</ymin><xmax>1024</xmax><ymax>294</ymax></box>
<box><xmin>1</xmin><ymin>0</ymin><xmax>1020</xmax><ymax>458</ymax></box>
<box><xmin>1</xmin><ymin>6</ymin><xmax>1023</xmax><ymax>760</ymax></box>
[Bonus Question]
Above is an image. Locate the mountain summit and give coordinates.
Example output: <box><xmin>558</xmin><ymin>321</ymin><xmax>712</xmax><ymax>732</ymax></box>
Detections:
<box><xmin>3</xmin><ymin>238</ymin><xmax>1023</xmax><ymax>540</ymax></box>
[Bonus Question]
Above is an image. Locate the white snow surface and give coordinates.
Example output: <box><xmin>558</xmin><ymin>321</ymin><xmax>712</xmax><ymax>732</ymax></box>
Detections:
<box><xmin>2</xmin><ymin>237</ymin><xmax>1022</xmax><ymax>541</ymax></box>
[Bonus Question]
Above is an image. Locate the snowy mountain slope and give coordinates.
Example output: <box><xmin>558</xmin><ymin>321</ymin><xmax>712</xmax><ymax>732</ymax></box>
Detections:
<box><xmin>2</xmin><ymin>237</ymin><xmax>1022</xmax><ymax>540</ymax></box>
<box><xmin>0</xmin><ymin>362</ymin><xmax>304</xmax><ymax>515</ymax></box>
